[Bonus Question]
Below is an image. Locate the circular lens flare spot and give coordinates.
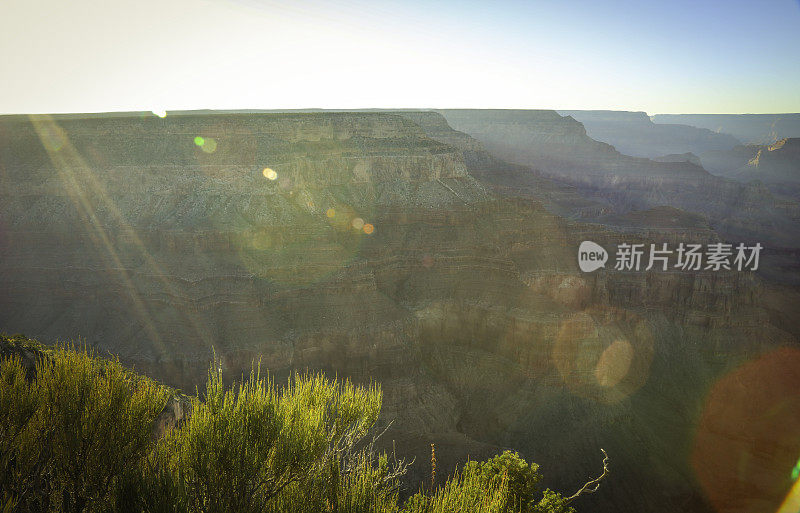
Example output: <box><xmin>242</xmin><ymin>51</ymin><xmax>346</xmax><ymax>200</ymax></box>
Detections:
<box><xmin>363</xmin><ymin>223</ymin><xmax>374</xmax><ymax>234</ymax></box>
<box><xmin>693</xmin><ymin>348</ymin><xmax>800</xmax><ymax>513</ymax></box>
<box><xmin>201</xmin><ymin>138</ymin><xmax>217</xmax><ymax>153</ymax></box>
<box><xmin>262</xmin><ymin>168</ymin><xmax>278</xmax><ymax>180</ymax></box>
<box><xmin>251</xmin><ymin>231</ymin><xmax>272</xmax><ymax>251</ymax></box>
<box><xmin>326</xmin><ymin>208</ymin><xmax>336</xmax><ymax>218</ymax></box>
<box><xmin>594</xmin><ymin>339</ymin><xmax>634</xmax><ymax>388</ymax></box>
<box><xmin>552</xmin><ymin>307</ymin><xmax>654</xmax><ymax>404</ymax></box>
<box><xmin>351</xmin><ymin>217</ymin><xmax>365</xmax><ymax>230</ymax></box>
<box><xmin>194</xmin><ymin>136</ymin><xmax>205</xmax><ymax>147</ymax></box>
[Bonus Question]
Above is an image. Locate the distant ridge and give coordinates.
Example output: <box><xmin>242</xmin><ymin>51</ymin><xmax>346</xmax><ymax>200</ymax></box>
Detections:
<box><xmin>652</xmin><ymin>113</ymin><xmax>800</xmax><ymax>144</ymax></box>
<box><xmin>559</xmin><ymin>110</ymin><xmax>740</xmax><ymax>159</ymax></box>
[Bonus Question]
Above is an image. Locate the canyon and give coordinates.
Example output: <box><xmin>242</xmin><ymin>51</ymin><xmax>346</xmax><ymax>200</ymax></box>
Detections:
<box><xmin>1</xmin><ymin>110</ymin><xmax>799</xmax><ymax>513</ymax></box>
<box><xmin>701</xmin><ymin>138</ymin><xmax>800</xmax><ymax>197</ymax></box>
<box><xmin>558</xmin><ymin>110</ymin><xmax>740</xmax><ymax>159</ymax></box>
<box><xmin>651</xmin><ymin>113</ymin><xmax>800</xmax><ymax>145</ymax></box>
<box><xmin>438</xmin><ymin>109</ymin><xmax>800</xmax><ymax>254</ymax></box>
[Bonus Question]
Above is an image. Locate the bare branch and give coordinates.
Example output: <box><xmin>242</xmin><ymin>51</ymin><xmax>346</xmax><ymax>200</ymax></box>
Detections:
<box><xmin>565</xmin><ymin>449</ymin><xmax>610</xmax><ymax>505</ymax></box>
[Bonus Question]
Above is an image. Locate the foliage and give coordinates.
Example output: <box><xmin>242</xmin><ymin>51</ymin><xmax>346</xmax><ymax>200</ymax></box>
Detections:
<box><xmin>463</xmin><ymin>451</ymin><xmax>542</xmax><ymax>511</ymax></box>
<box><xmin>0</xmin><ymin>355</ymin><xmax>39</xmax><ymax>510</ymax></box>
<box><xmin>0</xmin><ymin>335</ymin><xmax>598</xmax><ymax>513</ymax></box>
<box><xmin>269</xmin><ymin>448</ymin><xmax>401</xmax><ymax>513</ymax></box>
<box><xmin>161</xmin><ymin>361</ymin><xmax>387</xmax><ymax>513</ymax></box>
<box><xmin>403</xmin><ymin>451</ymin><xmax>574</xmax><ymax>513</ymax></box>
<box><xmin>0</xmin><ymin>339</ymin><xmax>169</xmax><ymax>512</ymax></box>
<box><xmin>401</xmin><ymin>463</ymin><xmax>510</xmax><ymax>513</ymax></box>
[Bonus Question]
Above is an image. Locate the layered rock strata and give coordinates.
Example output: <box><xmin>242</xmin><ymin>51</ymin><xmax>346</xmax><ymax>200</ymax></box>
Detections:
<box><xmin>1</xmin><ymin>112</ymin><xmax>798</xmax><ymax>513</ymax></box>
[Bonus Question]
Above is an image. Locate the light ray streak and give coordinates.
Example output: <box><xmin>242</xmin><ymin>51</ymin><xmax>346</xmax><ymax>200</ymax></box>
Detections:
<box><xmin>30</xmin><ymin>115</ymin><xmax>168</xmax><ymax>352</ymax></box>
<box><xmin>32</xmin><ymin>115</ymin><xmax>216</xmax><ymax>354</ymax></box>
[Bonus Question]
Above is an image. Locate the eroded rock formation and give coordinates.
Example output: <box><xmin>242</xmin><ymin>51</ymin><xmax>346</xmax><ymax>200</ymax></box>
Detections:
<box><xmin>1</xmin><ymin>111</ymin><xmax>799</xmax><ymax>513</ymax></box>
<box><xmin>437</xmin><ymin>109</ymin><xmax>800</xmax><ymax>250</ymax></box>
<box><xmin>558</xmin><ymin>110</ymin><xmax>740</xmax><ymax>159</ymax></box>
<box><xmin>652</xmin><ymin>113</ymin><xmax>800</xmax><ymax>145</ymax></box>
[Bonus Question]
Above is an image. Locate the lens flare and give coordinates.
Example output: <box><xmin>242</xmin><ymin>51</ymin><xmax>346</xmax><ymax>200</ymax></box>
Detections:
<box><xmin>363</xmin><ymin>223</ymin><xmax>374</xmax><ymax>234</ymax></box>
<box><xmin>326</xmin><ymin>208</ymin><xmax>336</xmax><ymax>218</ymax></box>
<box><xmin>39</xmin><ymin>123</ymin><xmax>66</xmax><ymax>151</ymax></box>
<box><xmin>692</xmin><ymin>348</ymin><xmax>800</xmax><ymax>513</ymax></box>
<box><xmin>262</xmin><ymin>167</ymin><xmax>278</xmax><ymax>180</ymax></box>
<box><xmin>152</xmin><ymin>110</ymin><xmax>167</xmax><ymax>118</ymax></box>
<box><xmin>552</xmin><ymin>307</ymin><xmax>653</xmax><ymax>404</ymax></box>
<box><xmin>251</xmin><ymin>230</ymin><xmax>273</xmax><ymax>251</ymax></box>
<box><xmin>194</xmin><ymin>136</ymin><xmax>205</xmax><ymax>147</ymax></box>
<box><xmin>201</xmin><ymin>137</ymin><xmax>217</xmax><ymax>153</ymax></box>
<box><xmin>594</xmin><ymin>339</ymin><xmax>634</xmax><ymax>388</ymax></box>
<box><xmin>351</xmin><ymin>217</ymin><xmax>365</xmax><ymax>230</ymax></box>
<box><xmin>778</xmin><ymin>478</ymin><xmax>800</xmax><ymax>513</ymax></box>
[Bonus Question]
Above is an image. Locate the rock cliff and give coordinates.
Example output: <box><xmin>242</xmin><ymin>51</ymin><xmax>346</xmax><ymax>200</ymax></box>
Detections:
<box><xmin>699</xmin><ymin>138</ymin><xmax>800</xmax><ymax>202</ymax></box>
<box><xmin>437</xmin><ymin>109</ymin><xmax>800</xmax><ymax>250</ymax></box>
<box><xmin>651</xmin><ymin>113</ymin><xmax>800</xmax><ymax>145</ymax></box>
<box><xmin>1</xmin><ymin>111</ymin><xmax>798</xmax><ymax>513</ymax></box>
<box><xmin>558</xmin><ymin>110</ymin><xmax>740</xmax><ymax>159</ymax></box>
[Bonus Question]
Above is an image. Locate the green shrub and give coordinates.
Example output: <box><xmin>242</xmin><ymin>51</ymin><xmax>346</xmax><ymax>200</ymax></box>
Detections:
<box><xmin>271</xmin><ymin>448</ymin><xmax>401</xmax><ymax>513</ymax></box>
<box><xmin>155</xmin><ymin>361</ymin><xmax>388</xmax><ymax>513</ymax></box>
<box><xmin>1</xmin><ymin>336</ymin><xmax>602</xmax><ymax>513</ymax></box>
<box><xmin>460</xmin><ymin>450</ymin><xmax>574</xmax><ymax>513</ymax></box>
<box><xmin>402</xmin><ymin>463</ymin><xmax>510</xmax><ymax>513</ymax></box>
<box><xmin>0</xmin><ymin>355</ymin><xmax>40</xmax><ymax>510</ymax></box>
<box><xmin>401</xmin><ymin>450</ymin><xmax>577</xmax><ymax>513</ymax></box>
<box><xmin>0</xmin><ymin>343</ymin><xmax>169</xmax><ymax>513</ymax></box>
<box><xmin>463</xmin><ymin>451</ymin><xmax>542</xmax><ymax>512</ymax></box>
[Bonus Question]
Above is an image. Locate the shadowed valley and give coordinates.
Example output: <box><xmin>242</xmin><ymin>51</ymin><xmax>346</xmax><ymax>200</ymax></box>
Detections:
<box><xmin>2</xmin><ymin>111</ymin><xmax>800</xmax><ymax>513</ymax></box>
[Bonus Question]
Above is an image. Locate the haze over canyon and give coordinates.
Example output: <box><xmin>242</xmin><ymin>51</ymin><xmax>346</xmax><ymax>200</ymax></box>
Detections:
<box><xmin>2</xmin><ymin>108</ymin><xmax>800</xmax><ymax>513</ymax></box>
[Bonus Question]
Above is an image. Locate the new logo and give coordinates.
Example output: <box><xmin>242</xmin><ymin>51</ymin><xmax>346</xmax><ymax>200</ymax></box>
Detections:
<box><xmin>578</xmin><ymin>241</ymin><xmax>608</xmax><ymax>272</ymax></box>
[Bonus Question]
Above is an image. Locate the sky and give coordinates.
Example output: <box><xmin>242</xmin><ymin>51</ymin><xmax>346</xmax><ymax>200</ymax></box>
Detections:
<box><xmin>1</xmin><ymin>0</ymin><xmax>798</xmax><ymax>115</ymax></box>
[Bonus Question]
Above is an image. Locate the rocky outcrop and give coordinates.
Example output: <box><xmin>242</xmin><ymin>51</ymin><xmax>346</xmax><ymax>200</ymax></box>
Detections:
<box><xmin>701</xmin><ymin>138</ymin><xmax>800</xmax><ymax>201</ymax></box>
<box><xmin>731</xmin><ymin>138</ymin><xmax>800</xmax><ymax>183</ymax></box>
<box><xmin>559</xmin><ymin>110</ymin><xmax>740</xmax><ymax>158</ymax></box>
<box><xmin>437</xmin><ymin>109</ymin><xmax>800</xmax><ymax>250</ymax></box>
<box><xmin>0</xmin><ymin>334</ymin><xmax>193</xmax><ymax>440</ymax></box>
<box><xmin>397</xmin><ymin>111</ymin><xmax>614</xmax><ymax>219</ymax></box>
<box><xmin>438</xmin><ymin>109</ymin><xmax>711</xmax><ymax>178</ymax></box>
<box><xmin>0</xmin><ymin>335</ymin><xmax>48</xmax><ymax>381</ymax></box>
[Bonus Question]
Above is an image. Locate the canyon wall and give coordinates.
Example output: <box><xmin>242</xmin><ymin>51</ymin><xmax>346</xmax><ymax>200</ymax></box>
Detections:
<box><xmin>652</xmin><ymin>113</ymin><xmax>800</xmax><ymax>145</ymax></box>
<box><xmin>703</xmin><ymin>138</ymin><xmax>800</xmax><ymax>191</ymax></box>
<box><xmin>558</xmin><ymin>110</ymin><xmax>740</xmax><ymax>159</ymax></box>
<box><xmin>1</xmin><ymin>112</ymin><xmax>798</xmax><ymax>513</ymax></box>
<box><xmin>438</xmin><ymin>109</ymin><xmax>800</xmax><ymax>251</ymax></box>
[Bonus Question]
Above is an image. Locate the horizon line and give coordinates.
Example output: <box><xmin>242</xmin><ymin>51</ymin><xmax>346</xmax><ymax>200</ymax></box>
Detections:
<box><xmin>2</xmin><ymin>108</ymin><xmax>800</xmax><ymax>118</ymax></box>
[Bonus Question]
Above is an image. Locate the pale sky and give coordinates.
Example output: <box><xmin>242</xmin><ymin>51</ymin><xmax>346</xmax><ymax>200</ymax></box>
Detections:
<box><xmin>1</xmin><ymin>0</ymin><xmax>799</xmax><ymax>114</ymax></box>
